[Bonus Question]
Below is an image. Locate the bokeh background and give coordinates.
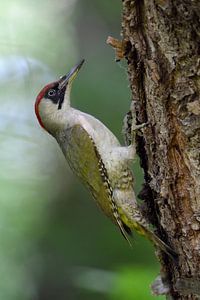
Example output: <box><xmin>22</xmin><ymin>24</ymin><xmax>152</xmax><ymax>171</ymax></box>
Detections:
<box><xmin>0</xmin><ymin>1</ymin><xmax>164</xmax><ymax>299</ymax></box>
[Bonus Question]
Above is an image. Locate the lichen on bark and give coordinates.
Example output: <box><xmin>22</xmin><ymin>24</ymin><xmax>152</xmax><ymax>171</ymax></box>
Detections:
<box><xmin>121</xmin><ymin>0</ymin><xmax>200</xmax><ymax>299</ymax></box>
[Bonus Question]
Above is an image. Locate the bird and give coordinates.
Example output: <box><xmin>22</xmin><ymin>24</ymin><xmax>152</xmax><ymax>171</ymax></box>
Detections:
<box><xmin>35</xmin><ymin>59</ymin><xmax>176</xmax><ymax>259</ymax></box>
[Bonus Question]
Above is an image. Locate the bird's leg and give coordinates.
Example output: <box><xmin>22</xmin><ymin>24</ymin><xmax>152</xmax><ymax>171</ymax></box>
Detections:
<box><xmin>124</xmin><ymin>144</ymin><xmax>136</xmax><ymax>161</ymax></box>
<box><xmin>119</xmin><ymin>112</ymin><xmax>148</xmax><ymax>165</ymax></box>
<box><xmin>109</xmin><ymin>145</ymin><xmax>136</xmax><ymax>162</ymax></box>
<box><xmin>131</xmin><ymin>121</ymin><xmax>148</xmax><ymax>144</ymax></box>
<box><xmin>131</xmin><ymin>100</ymin><xmax>148</xmax><ymax>141</ymax></box>
<box><xmin>123</xmin><ymin>100</ymin><xmax>148</xmax><ymax>147</ymax></box>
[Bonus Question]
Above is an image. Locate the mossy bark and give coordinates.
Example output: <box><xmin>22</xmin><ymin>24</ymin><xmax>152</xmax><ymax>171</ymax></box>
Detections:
<box><xmin>121</xmin><ymin>1</ymin><xmax>200</xmax><ymax>299</ymax></box>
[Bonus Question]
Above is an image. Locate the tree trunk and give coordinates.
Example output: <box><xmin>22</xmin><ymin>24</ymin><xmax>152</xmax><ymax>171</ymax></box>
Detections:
<box><xmin>121</xmin><ymin>1</ymin><xmax>200</xmax><ymax>299</ymax></box>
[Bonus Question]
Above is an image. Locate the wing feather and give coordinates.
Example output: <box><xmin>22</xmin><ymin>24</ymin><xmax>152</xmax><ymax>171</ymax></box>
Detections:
<box><xmin>57</xmin><ymin>125</ymin><xmax>131</xmax><ymax>244</ymax></box>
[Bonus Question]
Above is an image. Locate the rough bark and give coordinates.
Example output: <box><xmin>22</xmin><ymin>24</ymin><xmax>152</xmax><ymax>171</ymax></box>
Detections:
<box><xmin>121</xmin><ymin>1</ymin><xmax>200</xmax><ymax>299</ymax></box>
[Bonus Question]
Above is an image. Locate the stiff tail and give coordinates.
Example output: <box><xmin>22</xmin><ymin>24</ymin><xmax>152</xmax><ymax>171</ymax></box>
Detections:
<box><xmin>114</xmin><ymin>205</ymin><xmax>177</xmax><ymax>260</ymax></box>
<box><xmin>148</xmin><ymin>230</ymin><xmax>178</xmax><ymax>262</ymax></box>
<box><xmin>128</xmin><ymin>220</ymin><xmax>178</xmax><ymax>261</ymax></box>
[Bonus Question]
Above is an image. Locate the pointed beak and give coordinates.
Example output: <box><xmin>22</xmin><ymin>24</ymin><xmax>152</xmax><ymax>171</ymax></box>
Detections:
<box><xmin>58</xmin><ymin>59</ymin><xmax>85</xmax><ymax>90</ymax></box>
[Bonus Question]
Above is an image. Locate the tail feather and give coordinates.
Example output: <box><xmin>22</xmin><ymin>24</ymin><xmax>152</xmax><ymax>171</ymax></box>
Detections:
<box><xmin>128</xmin><ymin>220</ymin><xmax>178</xmax><ymax>261</ymax></box>
<box><xmin>148</xmin><ymin>230</ymin><xmax>178</xmax><ymax>262</ymax></box>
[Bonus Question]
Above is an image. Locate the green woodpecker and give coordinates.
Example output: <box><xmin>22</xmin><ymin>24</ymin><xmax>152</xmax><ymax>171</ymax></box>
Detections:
<box><xmin>35</xmin><ymin>60</ymin><xmax>176</xmax><ymax>259</ymax></box>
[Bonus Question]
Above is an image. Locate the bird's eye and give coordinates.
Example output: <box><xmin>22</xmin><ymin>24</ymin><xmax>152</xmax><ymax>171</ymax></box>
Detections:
<box><xmin>48</xmin><ymin>89</ymin><xmax>56</xmax><ymax>97</ymax></box>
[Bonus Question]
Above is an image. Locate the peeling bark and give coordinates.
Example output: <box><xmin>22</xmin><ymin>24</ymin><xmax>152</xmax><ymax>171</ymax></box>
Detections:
<box><xmin>121</xmin><ymin>0</ymin><xmax>200</xmax><ymax>299</ymax></box>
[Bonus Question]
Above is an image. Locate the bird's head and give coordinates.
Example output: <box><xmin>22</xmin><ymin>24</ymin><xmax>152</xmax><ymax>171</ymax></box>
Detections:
<box><xmin>35</xmin><ymin>59</ymin><xmax>84</xmax><ymax>133</ymax></box>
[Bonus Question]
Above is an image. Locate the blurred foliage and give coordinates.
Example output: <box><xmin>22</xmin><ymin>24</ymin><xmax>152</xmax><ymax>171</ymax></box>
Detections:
<box><xmin>110</xmin><ymin>266</ymin><xmax>164</xmax><ymax>300</ymax></box>
<box><xmin>0</xmin><ymin>0</ymin><xmax>164</xmax><ymax>299</ymax></box>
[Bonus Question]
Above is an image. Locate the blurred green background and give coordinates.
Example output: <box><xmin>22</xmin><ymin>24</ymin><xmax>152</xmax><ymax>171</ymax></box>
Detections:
<box><xmin>0</xmin><ymin>1</ymin><xmax>164</xmax><ymax>299</ymax></box>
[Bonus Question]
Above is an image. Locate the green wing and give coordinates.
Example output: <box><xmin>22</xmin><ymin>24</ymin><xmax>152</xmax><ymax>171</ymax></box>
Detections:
<box><xmin>57</xmin><ymin>125</ymin><xmax>132</xmax><ymax>244</ymax></box>
<box><xmin>58</xmin><ymin>124</ymin><xmax>114</xmax><ymax>220</ymax></box>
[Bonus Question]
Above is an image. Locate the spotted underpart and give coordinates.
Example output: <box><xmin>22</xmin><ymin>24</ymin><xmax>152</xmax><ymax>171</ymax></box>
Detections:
<box><xmin>44</xmin><ymin>83</ymin><xmax>67</xmax><ymax>110</ymax></box>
